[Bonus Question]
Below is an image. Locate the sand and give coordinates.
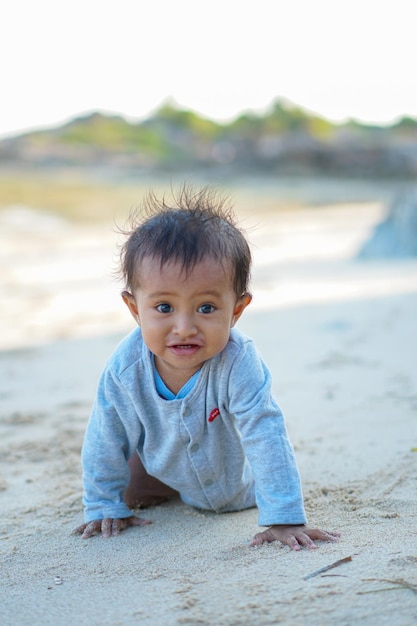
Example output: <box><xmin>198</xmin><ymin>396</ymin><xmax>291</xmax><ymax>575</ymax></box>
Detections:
<box><xmin>1</xmin><ymin>201</ymin><xmax>417</xmax><ymax>625</ymax></box>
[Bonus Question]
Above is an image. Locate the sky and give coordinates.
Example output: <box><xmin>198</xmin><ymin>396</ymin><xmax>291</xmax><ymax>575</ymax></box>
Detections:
<box><xmin>2</xmin><ymin>0</ymin><xmax>416</xmax><ymax>139</ymax></box>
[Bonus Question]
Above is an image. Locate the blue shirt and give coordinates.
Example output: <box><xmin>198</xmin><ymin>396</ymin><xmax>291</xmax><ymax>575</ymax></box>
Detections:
<box><xmin>81</xmin><ymin>327</ymin><xmax>307</xmax><ymax>526</ymax></box>
<box><xmin>152</xmin><ymin>354</ymin><xmax>200</xmax><ymax>400</ymax></box>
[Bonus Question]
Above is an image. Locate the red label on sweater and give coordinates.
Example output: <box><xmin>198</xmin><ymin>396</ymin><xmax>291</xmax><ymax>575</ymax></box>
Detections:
<box><xmin>208</xmin><ymin>408</ymin><xmax>220</xmax><ymax>422</ymax></box>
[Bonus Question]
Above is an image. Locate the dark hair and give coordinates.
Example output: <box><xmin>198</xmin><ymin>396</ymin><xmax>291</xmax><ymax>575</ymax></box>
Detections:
<box><xmin>119</xmin><ymin>186</ymin><xmax>251</xmax><ymax>297</ymax></box>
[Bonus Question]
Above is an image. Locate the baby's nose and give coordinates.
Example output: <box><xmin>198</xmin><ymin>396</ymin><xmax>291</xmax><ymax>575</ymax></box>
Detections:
<box><xmin>173</xmin><ymin>313</ymin><xmax>197</xmax><ymax>336</ymax></box>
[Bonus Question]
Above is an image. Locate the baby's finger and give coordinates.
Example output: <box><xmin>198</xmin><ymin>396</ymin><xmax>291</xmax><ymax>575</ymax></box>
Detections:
<box><xmin>292</xmin><ymin>533</ymin><xmax>317</xmax><ymax>550</ymax></box>
<box><xmin>81</xmin><ymin>520</ymin><xmax>102</xmax><ymax>539</ymax></box>
<box><xmin>101</xmin><ymin>518</ymin><xmax>113</xmax><ymax>538</ymax></box>
<box><xmin>306</xmin><ymin>528</ymin><xmax>341</xmax><ymax>542</ymax></box>
<box><xmin>250</xmin><ymin>529</ymin><xmax>273</xmax><ymax>546</ymax></box>
<box><xmin>110</xmin><ymin>516</ymin><xmax>151</xmax><ymax>536</ymax></box>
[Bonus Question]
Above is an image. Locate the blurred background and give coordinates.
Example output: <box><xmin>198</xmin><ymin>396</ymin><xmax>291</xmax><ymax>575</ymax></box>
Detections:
<box><xmin>1</xmin><ymin>0</ymin><xmax>417</xmax><ymax>350</ymax></box>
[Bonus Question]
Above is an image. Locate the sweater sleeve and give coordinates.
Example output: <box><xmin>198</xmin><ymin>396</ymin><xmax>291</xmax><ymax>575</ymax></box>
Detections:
<box><xmin>227</xmin><ymin>339</ymin><xmax>307</xmax><ymax>526</ymax></box>
<box><xmin>81</xmin><ymin>365</ymin><xmax>142</xmax><ymax>522</ymax></box>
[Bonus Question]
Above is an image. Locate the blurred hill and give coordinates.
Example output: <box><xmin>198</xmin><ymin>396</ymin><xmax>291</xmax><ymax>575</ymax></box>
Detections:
<box><xmin>1</xmin><ymin>99</ymin><xmax>417</xmax><ymax>178</ymax></box>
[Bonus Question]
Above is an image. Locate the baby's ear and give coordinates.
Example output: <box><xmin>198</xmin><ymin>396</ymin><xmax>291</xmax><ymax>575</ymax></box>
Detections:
<box><xmin>231</xmin><ymin>293</ymin><xmax>252</xmax><ymax>326</ymax></box>
<box><xmin>122</xmin><ymin>291</ymin><xmax>140</xmax><ymax>324</ymax></box>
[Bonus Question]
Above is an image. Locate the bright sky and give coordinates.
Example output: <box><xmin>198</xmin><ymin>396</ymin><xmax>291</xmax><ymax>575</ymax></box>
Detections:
<box><xmin>2</xmin><ymin>0</ymin><xmax>416</xmax><ymax>139</ymax></box>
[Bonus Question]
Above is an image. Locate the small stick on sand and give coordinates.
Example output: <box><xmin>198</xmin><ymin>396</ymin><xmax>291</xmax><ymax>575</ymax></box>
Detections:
<box><xmin>303</xmin><ymin>556</ymin><xmax>352</xmax><ymax>580</ymax></box>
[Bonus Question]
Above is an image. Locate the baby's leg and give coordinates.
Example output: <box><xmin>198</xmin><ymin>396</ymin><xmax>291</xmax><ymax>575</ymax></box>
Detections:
<box><xmin>124</xmin><ymin>452</ymin><xmax>178</xmax><ymax>508</ymax></box>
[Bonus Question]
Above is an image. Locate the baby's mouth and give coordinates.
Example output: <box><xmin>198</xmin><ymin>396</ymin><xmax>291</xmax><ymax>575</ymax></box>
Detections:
<box><xmin>169</xmin><ymin>344</ymin><xmax>201</xmax><ymax>355</ymax></box>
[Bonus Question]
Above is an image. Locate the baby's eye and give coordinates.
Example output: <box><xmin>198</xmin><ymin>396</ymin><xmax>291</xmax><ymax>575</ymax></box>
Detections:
<box><xmin>156</xmin><ymin>303</ymin><xmax>173</xmax><ymax>314</ymax></box>
<box><xmin>198</xmin><ymin>304</ymin><xmax>216</xmax><ymax>314</ymax></box>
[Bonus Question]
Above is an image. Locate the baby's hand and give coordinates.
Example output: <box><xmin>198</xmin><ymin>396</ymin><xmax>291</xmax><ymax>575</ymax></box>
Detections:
<box><xmin>251</xmin><ymin>524</ymin><xmax>340</xmax><ymax>551</ymax></box>
<box><xmin>72</xmin><ymin>515</ymin><xmax>151</xmax><ymax>539</ymax></box>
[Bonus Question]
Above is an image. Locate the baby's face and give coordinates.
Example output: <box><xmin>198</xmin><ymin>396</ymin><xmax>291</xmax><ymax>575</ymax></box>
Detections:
<box><xmin>123</xmin><ymin>256</ymin><xmax>250</xmax><ymax>391</ymax></box>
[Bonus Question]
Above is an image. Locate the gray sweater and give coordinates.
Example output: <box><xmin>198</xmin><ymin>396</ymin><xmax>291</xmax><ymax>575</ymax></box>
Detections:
<box><xmin>82</xmin><ymin>327</ymin><xmax>307</xmax><ymax>526</ymax></box>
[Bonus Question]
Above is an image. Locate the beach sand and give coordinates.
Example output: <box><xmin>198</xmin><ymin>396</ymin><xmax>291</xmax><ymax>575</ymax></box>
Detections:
<box><xmin>1</xmin><ymin>200</ymin><xmax>417</xmax><ymax>625</ymax></box>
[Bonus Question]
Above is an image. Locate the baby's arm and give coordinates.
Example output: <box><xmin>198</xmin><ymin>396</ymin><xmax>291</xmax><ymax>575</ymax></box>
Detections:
<box><xmin>251</xmin><ymin>524</ymin><xmax>341</xmax><ymax>550</ymax></box>
<box><xmin>73</xmin><ymin>515</ymin><xmax>151</xmax><ymax>539</ymax></box>
<box><xmin>81</xmin><ymin>366</ymin><xmax>145</xmax><ymax>529</ymax></box>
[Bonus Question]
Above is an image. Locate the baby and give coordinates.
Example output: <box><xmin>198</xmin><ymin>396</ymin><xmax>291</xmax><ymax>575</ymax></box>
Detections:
<box><xmin>74</xmin><ymin>186</ymin><xmax>339</xmax><ymax>550</ymax></box>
